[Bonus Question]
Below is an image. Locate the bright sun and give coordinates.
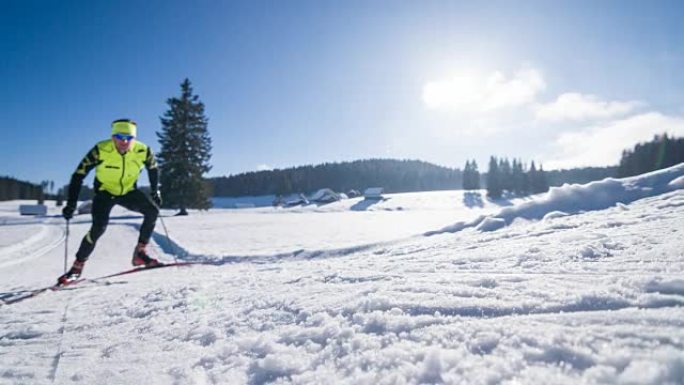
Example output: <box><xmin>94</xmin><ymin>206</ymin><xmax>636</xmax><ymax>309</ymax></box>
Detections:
<box><xmin>422</xmin><ymin>68</ymin><xmax>546</xmax><ymax>113</ymax></box>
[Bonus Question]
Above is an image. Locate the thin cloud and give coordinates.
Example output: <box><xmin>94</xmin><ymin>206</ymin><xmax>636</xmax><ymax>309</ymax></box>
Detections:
<box><xmin>422</xmin><ymin>68</ymin><xmax>546</xmax><ymax>113</ymax></box>
<box><xmin>536</xmin><ymin>93</ymin><xmax>642</xmax><ymax>122</ymax></box>
<box><xmin>543</xmin><ymin>112</ymin><xmax>684</xmax><ymax>169</ymax></box>
<box><xmin>256</xmin><ymin>164</ymin><xmax>273</xmax><ymax>171</ymax></box>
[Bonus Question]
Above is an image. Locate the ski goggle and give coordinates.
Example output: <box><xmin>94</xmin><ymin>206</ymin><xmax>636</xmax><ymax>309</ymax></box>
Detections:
<box><xmin>113</xmin><ymin>133</ymin><xmax>135</xmax><ymax>141</ymax></box>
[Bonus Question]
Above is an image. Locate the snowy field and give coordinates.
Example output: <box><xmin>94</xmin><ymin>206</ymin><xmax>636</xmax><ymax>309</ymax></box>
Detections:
<box><xmin>1</xmin><ymin>164</ymin><xmax>683</xmax><ymax>384</ymax></box>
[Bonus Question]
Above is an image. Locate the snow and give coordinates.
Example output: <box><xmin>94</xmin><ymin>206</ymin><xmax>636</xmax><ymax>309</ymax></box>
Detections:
<box><xmin>1</xmin><ymin>163</ymin><xmax>683</xmax><ymax>384</ymax></box>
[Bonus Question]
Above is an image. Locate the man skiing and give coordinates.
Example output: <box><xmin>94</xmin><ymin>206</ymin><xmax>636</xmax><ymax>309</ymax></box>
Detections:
<box><xmin>59</xmin><ymin>119</ymin><xmax>162</xmax><ymax>285</ymax></box>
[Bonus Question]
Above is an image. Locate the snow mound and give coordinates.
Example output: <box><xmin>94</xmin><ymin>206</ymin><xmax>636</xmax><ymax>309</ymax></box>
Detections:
<box><xmin>645</xmin><ymin>278</ymin><xmax>684</xmax><ymax>296</ymax></box>
<box><xmin>432</xmin><ymin>163</ymin><xmax>684</xmax><ymax>234</ymax></box>
<box><xmin>669</xmin><ymin>175</ymin><xmax>684</xmax><ymax>188</ymax></box>
<box><xmin>475</xmin><ymin>217</ymin><xmax>506</xmax><ymax>232</ymax></box>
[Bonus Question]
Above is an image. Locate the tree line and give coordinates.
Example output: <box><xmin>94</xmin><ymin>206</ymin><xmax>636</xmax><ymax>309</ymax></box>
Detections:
<box><xmin>617</xmin><ymin>134</ymin><xmax>684</xmax><ymax>177</ymax></box>
<box><xmin>211</xmin><ymin>159</ymin><xmax>464</xmax><ymax>197</ymax></box>
<box><xmin>209</xmin><ymin>132</ymin><xmax>684</xmax><ymax>200</ymax></box>
<box><xmin>482</xmin><ymin>157</ymin><xmax>550</xmax><ymax>199</ymax></box>
<box><xmin>464</xmin><ymin>158</ymin><xmax>624</xmax><ymax>198</ymax></box>
<box><xmin>0</xmin><ymin>177</ymin><xmax>45</xmax><ymax>201</ymax></box>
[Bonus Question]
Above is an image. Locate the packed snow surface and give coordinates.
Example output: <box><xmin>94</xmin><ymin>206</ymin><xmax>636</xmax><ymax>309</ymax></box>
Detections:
<box><xmin>1</xmin><ymin>164</ymin><xmax>683</xmax><ymax>384</ymax></box>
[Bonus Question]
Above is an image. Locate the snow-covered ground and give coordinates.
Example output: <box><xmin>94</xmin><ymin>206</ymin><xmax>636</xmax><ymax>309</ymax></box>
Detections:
<box><xmin>1</xmin><ymin>164</ymin><xmax>683</xmax><ymax>385</ymax></box>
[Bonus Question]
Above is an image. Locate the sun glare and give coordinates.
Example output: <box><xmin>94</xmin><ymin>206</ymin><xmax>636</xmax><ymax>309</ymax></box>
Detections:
<box><xmin>422</xmin><ymin>68</ymin><xmax>546</xmax><ymax>113</ymax></box>
<box><xmin>422</xmin><ymin>73</ymin><xmax>483</xmax><ymax>111</ymax></box>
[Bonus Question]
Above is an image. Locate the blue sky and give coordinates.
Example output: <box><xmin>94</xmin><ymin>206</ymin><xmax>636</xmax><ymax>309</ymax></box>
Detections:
<box><xmin>2</xmin><ymin>0</ymin><xmax>684</xmax><ymax>189</ymax></box>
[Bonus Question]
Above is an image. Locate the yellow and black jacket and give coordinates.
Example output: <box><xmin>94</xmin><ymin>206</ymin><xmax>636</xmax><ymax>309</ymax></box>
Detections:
<box><xmin>66</xmin><ymin>139</ymin><xmax>158</xmax><ymax>202</ymax></box>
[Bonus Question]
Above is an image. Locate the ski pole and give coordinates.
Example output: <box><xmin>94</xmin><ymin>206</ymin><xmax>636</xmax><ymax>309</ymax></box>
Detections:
<box><xmin>64</xmin><ymin>219</ymin><xmax>70</xmax><ymax>273</ymax></box>
<box><xmin>157</xmin><ymin>215</ymin><xmax>178</xmax><ymax>263</ymax></box>
<box><xmin>146</xmin><ymin>194</ymin><xmax>179</xmax><ymax>263</ymax></box>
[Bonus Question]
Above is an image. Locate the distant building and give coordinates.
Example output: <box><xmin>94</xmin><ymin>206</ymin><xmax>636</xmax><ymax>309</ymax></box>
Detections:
<box><xmin>19</xmin><ymin>204</ymin><xmax>47</xmax><ymax>216</ymax></box>
<box><xmin>285</xmin><ymin>193</ymin><xmax>309</xmax><ymax>207</ymax></box>
<box><xmin>309</xmin><ymin>188</ymin><xmax>341</xmax><ymax>203</ymax></box>
<box><xmin>363</xmin><ymin>187</ymin><xmax>384</xmax><ymax>200</ymax></box>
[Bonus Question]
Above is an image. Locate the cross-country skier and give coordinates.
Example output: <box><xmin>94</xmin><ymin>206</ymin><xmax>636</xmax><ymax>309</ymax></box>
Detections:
<box><xmin>58</xmin><ymin>119</ymin><xmax>162</xmax><ymax>284</ymax></box>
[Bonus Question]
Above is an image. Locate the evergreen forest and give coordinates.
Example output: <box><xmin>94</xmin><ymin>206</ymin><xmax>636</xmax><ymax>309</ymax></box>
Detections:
<box><xmin>211</xmin><ymin>159</ymin><xmax>463</xmax><ymax>197</ymax></box>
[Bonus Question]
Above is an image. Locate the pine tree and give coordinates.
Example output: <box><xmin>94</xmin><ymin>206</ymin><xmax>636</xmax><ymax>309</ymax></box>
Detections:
<box><xmin>499</xmin><ymin>158</ymin><xmax>512</xmax><ymax>194</ymax></box>
<box><xmin>486</xmin><ymin>156</ymin><xmax>502</xmax><ymax>199</ymax></box>
<box><xmin>527</xmin><ymin>161</ymin><xmax>550</xmax><ymax>194</ymax></box>
<box><xmin>520</xmin><ymin>160</ymin><xmax>530</xmax><ymax>195</ymax></box>
<box><xmin>157</xmin><ymin>79</ymin><xmax>213</xmax><ymax>213</ymax></box>
<box><xmin>471</xmin><ymin>160</ymin><xmax>481</xmax><ymax>190</ymax></box>
<box><xmin>537</xmin><ymin>164</ymin><xmax>549</xmax><ymax>193</ymax></box>
<box><xmin>528</xmin><ymin>161</ymin><xmax>538</xmax><ymax>193</ymax></box>
<box><xmin>463</xmin><ymin>160</ymin><xmax>472</xmax><ymax>190</ymax></box>
<box><xmin>463</xmin><ymin>160</ymin><xmax>483</xmax><ymax>190</ymax></box>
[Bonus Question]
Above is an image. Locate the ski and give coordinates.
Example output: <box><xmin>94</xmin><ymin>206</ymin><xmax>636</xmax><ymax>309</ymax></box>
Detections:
<box><xmin>0</xmin><ymin>261</ymin><xmax>213</xmax><ymax>306</ymax></box>
<box><xmin>1</xmin><ymin>278</ymin><xmax>85</xmax><ymax>305</ymax></box>
<box><xmin>93</xmin><ymin>261</ymin><xmax>210</xmax><ymax>280</ymax></box>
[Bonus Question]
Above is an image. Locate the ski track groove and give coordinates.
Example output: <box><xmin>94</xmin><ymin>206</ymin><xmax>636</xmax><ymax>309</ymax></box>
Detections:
<box><xmin>49</xmin><ymin>300</ymin><xmax>71</xmax><ymax>383</ymax></box>
<box><xmin>0</xmin><ymin>218</ymin><xmax>66</xmax><ymax>270</ymax></box>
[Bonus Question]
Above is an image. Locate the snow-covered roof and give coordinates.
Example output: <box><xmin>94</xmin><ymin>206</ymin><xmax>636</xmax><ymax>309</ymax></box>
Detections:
<box><xmin>363</xmin><ymin>187</ymin><xmax>384</xmax><ymax>198</ymax></box>
<box><xmin>309</xmin><ymin>188</ymin><xmax>339</xmax><ymax>202</ymax></box>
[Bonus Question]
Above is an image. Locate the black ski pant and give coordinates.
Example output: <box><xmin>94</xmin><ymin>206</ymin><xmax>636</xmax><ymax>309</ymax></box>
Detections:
<box><xmin>75</xmin><ymin>189</ymin><xmax>159</xmax><ymax>262</ymax></box>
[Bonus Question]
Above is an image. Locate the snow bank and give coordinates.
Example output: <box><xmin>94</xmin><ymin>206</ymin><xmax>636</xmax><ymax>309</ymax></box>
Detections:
<box><xmin>432</xmin><ymin>163</ymin><xmax>684</xmax><ymax>234</ymax></box>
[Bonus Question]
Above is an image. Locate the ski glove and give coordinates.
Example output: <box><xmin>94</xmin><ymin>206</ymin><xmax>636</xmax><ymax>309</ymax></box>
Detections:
<box><xmin>150</xmin><ymin>191</ymin><xmax>162</xmax><ymax>208</ymax></box>
<box><xmin>62</xmin><ymin>202</ymin><xmax>76</xmax><ymax>220</ymax></box>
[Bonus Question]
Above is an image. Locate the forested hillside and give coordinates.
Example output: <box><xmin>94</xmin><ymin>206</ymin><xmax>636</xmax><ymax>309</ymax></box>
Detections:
<box><xmin>211</xmin><ymin>159</ymin><xmax>463</xmax><ymax>197</ymax></box>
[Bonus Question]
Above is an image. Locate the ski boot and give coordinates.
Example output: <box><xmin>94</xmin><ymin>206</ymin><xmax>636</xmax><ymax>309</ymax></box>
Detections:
<box><xmin>57</xmin><ymin>259</ymin><xmax>85</xmax><ymax>285</ymax></box>
<box><xmin>131</xmin><ymin>242</ymin><xmax>161</xmax><ymax>267</ymax></box>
